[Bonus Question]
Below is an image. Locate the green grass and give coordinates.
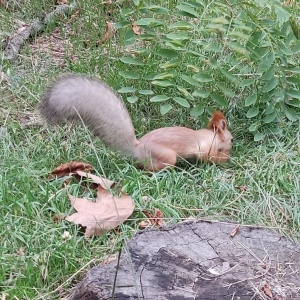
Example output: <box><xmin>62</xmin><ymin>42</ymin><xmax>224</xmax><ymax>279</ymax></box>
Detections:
<box><xmin>1</xmin><ymin>0</ymin><xmax>300</xmax><ymax>299</ymax></box>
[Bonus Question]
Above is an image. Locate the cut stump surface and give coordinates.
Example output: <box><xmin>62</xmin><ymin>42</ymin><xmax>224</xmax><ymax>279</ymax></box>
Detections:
<box><xmin>70</xmin><ymin>221</ymin><xmax>300</xmax><ymax>300</ymax></box>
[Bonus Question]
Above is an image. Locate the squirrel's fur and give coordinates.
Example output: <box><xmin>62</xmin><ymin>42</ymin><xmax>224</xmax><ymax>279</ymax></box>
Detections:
<box><xmin>40</xmin><ymin>74</ymin><xmax>233</xmax><ymax>171</ymax></box>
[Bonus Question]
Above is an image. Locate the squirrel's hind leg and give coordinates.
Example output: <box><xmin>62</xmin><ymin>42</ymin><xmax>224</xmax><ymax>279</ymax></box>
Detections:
<box><xmin>144</xmin><ymin>147</ymin><xmax>177</xmax><ymax>172</ymax></box>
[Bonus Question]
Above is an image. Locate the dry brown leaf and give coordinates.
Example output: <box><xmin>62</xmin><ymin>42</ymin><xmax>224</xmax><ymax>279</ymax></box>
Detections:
<box><xmin>98</xmin><ymin>21</ymin><xmax>114</xmax><ymax>45</ymax></box>
<box><xmin>66</xmin><ymin>185</ymin><xmax>135</xmax><ymax>237</ymax></box>
<box><xmin>52</xmin><ymin>213</ymin><xmax>66</xmax><ymax>223</ymax></box>
<box><xmin>141</xmin><ymin>208</ymin><xmax>165</xmax><ymax>228</ymax></box>
<box><xmin>132</xmin><ymin>24</ymin><xmax>141</xmax><ymax>35</ymax></box>
<box><xmin>139</xmin><ymin>219</ymin><xmax>152</xmax><ymax>228</ymax></box>
<box><xmin>75</xmin><ymin>170</ymin><xmax>114</xmax><ymax>190</ymax></box>
<box><xmin>230</xmin><ymin>224</ymin><xmax>240</xmax><ymax>238</ymax></box>
<box><xmin>261</xmin><ymin>284</ymin><xmax>273</xmax><ymax>298</ymax></box>
<box><xmin>50</xmin><ymin>161</ymin><xmax>94</xmax><ymax>178</ymax></box>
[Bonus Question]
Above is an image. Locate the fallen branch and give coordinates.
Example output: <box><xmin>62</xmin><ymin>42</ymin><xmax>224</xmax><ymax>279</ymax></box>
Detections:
<box><xmin>4</xmin><ymin>1</ymin><xmax>79</xmax><ymax>61</ymax></box>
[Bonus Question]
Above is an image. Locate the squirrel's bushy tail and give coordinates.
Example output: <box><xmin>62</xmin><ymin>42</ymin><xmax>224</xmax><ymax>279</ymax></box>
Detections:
<box><xmin>40</xmin><ymin>74</ymin><xmax>138</xmax><ymax>155</ymax></box>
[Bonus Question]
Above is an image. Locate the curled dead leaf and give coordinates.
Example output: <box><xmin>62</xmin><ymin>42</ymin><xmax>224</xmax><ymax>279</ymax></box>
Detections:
<box><xmin>139</xmin><ymin>219</ymin><xmax>152</xmax><ymax>229</ymax></box>
<box><xmin>75</xmin><ymin>170</ymin><xmax>114</xmax><ymax>190</ymax></box>
<box><xmin>98</xmin><ymin>21</ymin><xmax>114</xmax><ymax>45</ymax></box>
<box><xmin>66</xmin><ymin>185</ymin><xmax>135</xmax><ymax>238</ymax></box>
<box><xmin>140</xmin><ymin>208</ymin><xmax>165</xmax><ymax>228</ymax></box>
<box><xmin>261</xmin><ymin>284</ymin><xmax>273</xmax><ymax>298</ymax></box>
<box><xmin>132</xmin><ymin>23</ymin><xmax>141</xmax><ymax>35</ymax></box>
<box><xmin>52</xmin><ymin>213</ymin><xmax>66</xmax><ymax>223</ymax></box>
<box><xmin>50</xmin><ymin>161</ymin><xmax>94</xmax><ymax>178</ymax></box>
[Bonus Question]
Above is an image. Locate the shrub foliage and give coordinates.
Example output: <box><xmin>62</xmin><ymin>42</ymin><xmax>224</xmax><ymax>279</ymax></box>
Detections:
<box><xmin>116</xmin><ymin>0</ymin><xmax>300</xmax><ymax>140</ymax></box>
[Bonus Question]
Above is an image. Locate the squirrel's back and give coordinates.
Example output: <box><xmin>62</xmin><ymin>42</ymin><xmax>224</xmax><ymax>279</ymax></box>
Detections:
<box><xmin>40</xmin><ymin>74</ymin><xmax>138</xmax><ymax>155</ymax></box>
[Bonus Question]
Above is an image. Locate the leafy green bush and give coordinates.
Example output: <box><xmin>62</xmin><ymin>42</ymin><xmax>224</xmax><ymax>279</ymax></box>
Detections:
<box><xmin>115</xmin><ymin>0</ymin><xmax>300</xmax><ymax>140</ymax></box>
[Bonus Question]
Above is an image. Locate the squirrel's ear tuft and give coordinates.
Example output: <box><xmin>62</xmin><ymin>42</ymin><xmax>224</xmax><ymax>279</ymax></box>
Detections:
<box><xmin>208</xmin><ymin>111</ymin><xmax>228</xmax><ymax>140</ymax></box>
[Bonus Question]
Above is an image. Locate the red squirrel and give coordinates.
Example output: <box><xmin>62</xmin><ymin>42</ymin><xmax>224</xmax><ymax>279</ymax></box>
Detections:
<box><xmin>40</xmin><ymin>74</ymin><xmax>233</xmax><ymax>171</ymax></box>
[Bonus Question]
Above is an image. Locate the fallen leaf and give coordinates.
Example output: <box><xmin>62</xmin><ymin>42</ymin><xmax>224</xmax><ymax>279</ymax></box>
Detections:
<box><xmin>261</xmin><ymin>263</ymin><xmax>267</xmax><ymax>269</ymax></box>
<box><xmin>140</xmin><ymin>208</ymin><xmax>165</xmax><ymax>228</ymax></box>
<box><xmin>261</xmin><ymin>284</ymin><xmax>273</xmax><ymax>298</ymax></box>
<box><xmin>139</xmin><ymin>219</ymin><xmax>152</xmax><ymax>229</ymax></box>
<box><xmin>52</xmin><ymin>213</ymin><xmax>66</xmax><ymax>223</ymax></box>
<box><xmin>230</xmin><ymin>224</ymin><xmax>240</xmax><ymax>238</ymax></box>
<box><xmin>50</xmin><ymin>161</ymin><xmax>94</xmax><ymax>178</ymax></box>
<box><xmin>132</xmin><ymin>23</ymin><xmax>141</xmax><ymax>35</ymax></box>
<box><xmin>75</xmin><ymin>170</ymin><xmax>114</xmax><ymax>190</ymax></box>
<box><xmin>98</xmin><ymin>21</ymin><xmax>114</xmax><ymax>45</ymax></box>
<box><xmin>66</xmin><ymin>185</ymin><xmax>135</xmax><ymax>237</ymax></box>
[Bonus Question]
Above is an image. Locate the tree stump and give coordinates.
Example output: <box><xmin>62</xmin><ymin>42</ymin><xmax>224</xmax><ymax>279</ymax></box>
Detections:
<box><xmin>69</xmin><ymin>221</ymin><xmax>300</xmax><ymax>300</ymax></box>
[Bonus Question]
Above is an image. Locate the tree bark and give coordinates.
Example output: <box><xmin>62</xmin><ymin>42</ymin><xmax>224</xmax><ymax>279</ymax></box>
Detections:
<box><xmin>70</xmin><ymin>221</ymin><xmax>300</xmax><ymax>300</ymax></box>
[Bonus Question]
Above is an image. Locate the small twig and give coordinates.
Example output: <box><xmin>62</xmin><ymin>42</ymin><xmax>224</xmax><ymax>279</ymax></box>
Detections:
<box><xmin>249</xmin><ymin>281</ymin><xmax>269</xmax><ymax>300</ymax></box>
<box><xmin>224</xmin><ymin>242</ymin><xmax>272</xmax><ymax>289</ymax></box>
<box><xmin>236</xmin><ymin>241</ymin><xmax>265</xmax><ymax>264</ymax></box>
